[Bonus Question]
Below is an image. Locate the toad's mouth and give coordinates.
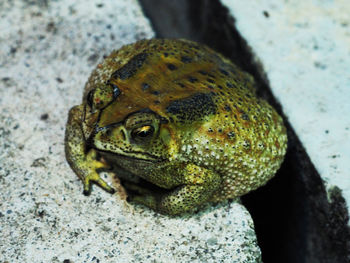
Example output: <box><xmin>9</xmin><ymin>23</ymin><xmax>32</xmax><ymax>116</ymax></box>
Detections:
<box><xmin>98</xmin><ymin>150</ymin><xmax>174</xmax><ymax>192</ymax></box>
<box><xmin>97</xmin><ymin>148</ymin><xmax>166</xmax><ymax>163</ymax></box>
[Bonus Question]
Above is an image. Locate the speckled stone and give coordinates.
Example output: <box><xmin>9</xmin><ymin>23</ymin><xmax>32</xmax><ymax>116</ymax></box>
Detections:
<box><xmin>0</xmin><ymin>0</ymin><xmax>261</xmax><ymax>262</ymax></box>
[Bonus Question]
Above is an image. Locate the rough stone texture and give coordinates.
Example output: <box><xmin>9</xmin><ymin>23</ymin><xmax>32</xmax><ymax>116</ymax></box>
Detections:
<box><xmin>0</xmin><ymin>1</ymin><xmax>261</xmax><ymax>262</ymax></box>
<box><xmin>221</xmin><ymin>0</ymin><xmax>350</xmax><ymax>213</ymax></box>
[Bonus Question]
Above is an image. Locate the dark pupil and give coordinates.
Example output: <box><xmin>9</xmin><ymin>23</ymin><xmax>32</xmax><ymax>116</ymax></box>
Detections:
<box><xmin>138</xmin><ymin>128</ymin><xmax>151</xmax><ymax>137</ymax></box>
<box><xmin>133</xmin><ymin>126</ymin><xmax>153</xmax><ymax>138</ymax></box>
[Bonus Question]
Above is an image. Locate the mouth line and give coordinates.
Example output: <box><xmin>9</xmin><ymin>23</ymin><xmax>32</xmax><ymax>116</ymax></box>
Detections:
<box><xmin>97</xmin><ymin>148</ymin><xmax>166</xmax><ymax>163</ymax></box>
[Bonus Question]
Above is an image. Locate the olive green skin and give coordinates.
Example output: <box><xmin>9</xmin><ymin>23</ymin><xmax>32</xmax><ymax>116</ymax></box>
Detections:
<box><xmin>65</xmin><ymin>39</ymin><xmax>287</xmax><ymax>215</ymax></box>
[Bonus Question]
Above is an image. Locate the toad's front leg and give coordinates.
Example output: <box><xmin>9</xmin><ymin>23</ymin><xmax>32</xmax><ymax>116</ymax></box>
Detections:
<box><xmin>65</xmin><ymin>105</ymin><xmax>115</xmax><ymax>195</ymax></box>
<box><xmin>129</xmin><ymin>164</ymin><xmax>221</xmax><ymax>215</ymax></box>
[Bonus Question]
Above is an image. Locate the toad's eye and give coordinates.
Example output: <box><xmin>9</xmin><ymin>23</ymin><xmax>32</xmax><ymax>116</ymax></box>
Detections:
<box><xmin>131</xmin><ymin>125</ymin><xmax>154</xmax><ymax>140</ymax></box>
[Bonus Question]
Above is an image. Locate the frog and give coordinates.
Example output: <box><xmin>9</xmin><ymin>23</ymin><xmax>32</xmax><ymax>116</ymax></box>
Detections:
<box><xmin>65</xmin><ymin>38</ymin><xmax>287</xmax><ymax>216</ymax></box>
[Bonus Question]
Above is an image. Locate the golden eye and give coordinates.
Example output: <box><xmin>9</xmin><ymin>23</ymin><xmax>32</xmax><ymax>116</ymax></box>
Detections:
<box><xmin>131</xmin><ymin>125</ymin><xmax>154</xmax><ymax>139</ymax></box>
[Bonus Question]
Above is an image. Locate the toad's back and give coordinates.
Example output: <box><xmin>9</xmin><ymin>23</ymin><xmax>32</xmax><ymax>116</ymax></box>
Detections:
<box><xmin>92</xmin><ymin>39</ymin><xmax>287</xmax><ymax>200</ymax></box>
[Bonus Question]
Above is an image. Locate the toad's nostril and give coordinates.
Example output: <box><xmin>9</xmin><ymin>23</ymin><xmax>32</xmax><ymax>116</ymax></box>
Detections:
<box><xmin>120</xmin><ymin>129</ymin><xmax>126</xmax><ymax>140</ymax></box>
<box><xmin>106</xmin><ymin>129</ymin><xmax>112</xmax><ymax>136</ymax></box>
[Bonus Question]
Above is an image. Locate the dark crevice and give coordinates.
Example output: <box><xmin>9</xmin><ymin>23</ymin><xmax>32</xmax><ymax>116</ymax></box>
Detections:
<box><xmin>139</xmin><ymin>0</ymin><xmax>350</xmax><ymax>262</ymax></box>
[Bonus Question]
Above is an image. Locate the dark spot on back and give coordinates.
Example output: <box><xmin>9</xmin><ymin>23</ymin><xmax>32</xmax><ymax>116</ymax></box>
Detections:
<box><xmin>198</xmin><ymin>70</ymin><xmax>208</xmax><ymax>75</ymax></box>
<box><xmin>167</xmin><ymin>63</ymin><xmax>177</xmax><ymax>70</ymax></box>
<box><xmin>152</xmin><ymin>90</ymin><xmax>160</xmax><ymax>95</ymax></box>
<box><xmin>188</xmin><ymin>76</ymin><xmax>198</xmax><ymax>83</ymax></box>
<box><xmin>207</xmin><ymin>78</ymin><xmax>215</xmax><ymax>84</ymax></box>
<box><xmin>142</xmin><ymin>83</ymin><xmax>150</xmax><ymax>91</ymax></box>
<box><xmin>112</xmin><ymin>52</ymin><xmax>148</xmax><ymax>80</ymax></box>
<box><xmin>227</xmin><ymin>131</ymin><xmax>235</xmax><ymax>139</ymax></box>
<box><xmin>241</xmin><ymin>113</ymin><xmax>250</xmax><ymax>121</ymax></box>
<box><xmin>226</xmin><ymin>82</ymin><xmax>234</xmax><ymax>88</ymax></box>
<box><xmin>224</xmin><ymin>105</ymin><xmax>231</xmax><ymax>112</ymax></box>
<box><xmin>243</xmin><ymin>140</ymin><xmax>251</xmax><ymax>149</ymax></box>
<box><xmin>181</xmin><ymin>56</ymin><xmax>192</xmax><ymax>63</ymax></box>
<box><xmin>166</xmin><ymin>93</ymin><xmax>217</xmax><ymax>122</ymax></box>
<box><xmin>219</xmin><ymin>68</ymin><xmax>229</xmax><ymax>76</ymax></box>
<box><xmin>176</xmin><ymin>82</ymin><xmax>186</xmax><ymax>88</ymax></box>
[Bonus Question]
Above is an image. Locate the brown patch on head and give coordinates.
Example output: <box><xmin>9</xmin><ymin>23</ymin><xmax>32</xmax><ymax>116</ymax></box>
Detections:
<box><xmin>96</xmin><ymin>39</ymin><xmax>230</xmax><ymax>127</ymax></box>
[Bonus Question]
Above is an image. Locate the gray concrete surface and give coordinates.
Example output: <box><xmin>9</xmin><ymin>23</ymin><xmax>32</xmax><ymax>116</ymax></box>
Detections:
<box><xmin>0</xmin><ymin>0</ymin><xmax>261</xmax><ymax>262</ymax></box>
<box><xmin>222</xmin><ymin>0</ymin><xmax>350</xmax><ymax>217</ymax></box>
